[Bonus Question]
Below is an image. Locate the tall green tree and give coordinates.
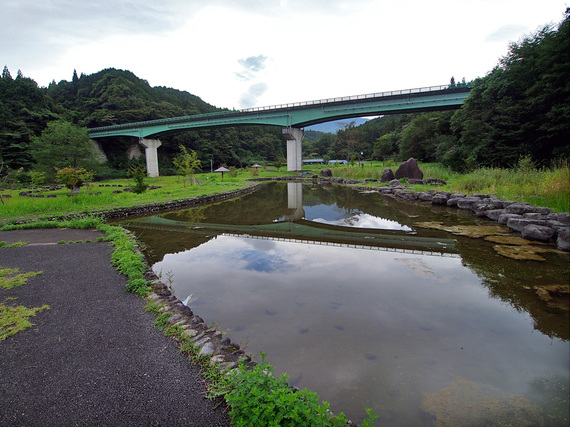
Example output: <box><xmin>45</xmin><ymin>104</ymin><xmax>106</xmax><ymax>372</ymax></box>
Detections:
<box><xmin>0</xmin><ymin>68</ymin><xmax>57</xmax><ymax>170</ymax></box>
<box><xmin>30</xmin><ymin>120</ymin><xmax>100</xmax><ymax>180</ymax></box>
<box><xmin>373</xmin><ymin>134</ymin><xmax>396</xmax><ymax>162</ymax></box>
<box><xmin>172</xmin><ymin>145</ymin><xmax>201</xmax><ymax>186</ymax></box>
<box><xmin>398</xmin><ymin>111</ymin><xmax>455</xmax><ymax>162</ymax></box>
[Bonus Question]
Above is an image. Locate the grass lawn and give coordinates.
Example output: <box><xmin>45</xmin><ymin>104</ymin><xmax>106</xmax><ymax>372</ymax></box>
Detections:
<box><xmin>0</xmin><ymin>169</ymin><xmax>296</xmax><ymax>221</ymax></box>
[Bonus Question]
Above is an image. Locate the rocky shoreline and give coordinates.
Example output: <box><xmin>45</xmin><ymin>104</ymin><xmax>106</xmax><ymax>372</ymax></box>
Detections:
<box><xmin>320</xmin><ymin>176</ymin><xmax>570</xmax><ymax>252</ymax></box>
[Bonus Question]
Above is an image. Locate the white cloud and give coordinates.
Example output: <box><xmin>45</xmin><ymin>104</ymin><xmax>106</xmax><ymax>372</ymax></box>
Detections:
<box><xmin>2</xmin><ymin>0</ymin><xmax>567</xmax><ymax>109</ymax></box>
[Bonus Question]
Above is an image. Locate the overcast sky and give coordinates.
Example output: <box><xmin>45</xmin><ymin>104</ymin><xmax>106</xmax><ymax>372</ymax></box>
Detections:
<box><xmin>2</xmin><ymin>0</ymin><xmax>567</xmax><ymax>109</ymax></box>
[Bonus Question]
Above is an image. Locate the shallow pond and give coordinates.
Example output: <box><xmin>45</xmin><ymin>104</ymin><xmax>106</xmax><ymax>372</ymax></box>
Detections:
<box><xmin>121</xmin><ymin>182</ymin><xmax>569</xmax><ymax>426</ymax></box>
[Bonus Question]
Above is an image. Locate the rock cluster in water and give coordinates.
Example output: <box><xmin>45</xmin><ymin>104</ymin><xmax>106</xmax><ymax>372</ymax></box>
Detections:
<box><xmin>320</xmin><ymin>176</ymin><xmax>569</xmax><ymax>252</ymax></box>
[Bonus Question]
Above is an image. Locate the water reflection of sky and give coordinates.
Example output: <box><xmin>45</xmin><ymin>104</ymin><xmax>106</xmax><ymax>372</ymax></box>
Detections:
<box><xmin>304</xmin><ymin>205</ymin><xmax>412</xmax><ymax>231</ymax></box>
<box><xmin>154</xmin><ymin>234</ymin><xmax>569</xmax><ymax>425</ymax></box>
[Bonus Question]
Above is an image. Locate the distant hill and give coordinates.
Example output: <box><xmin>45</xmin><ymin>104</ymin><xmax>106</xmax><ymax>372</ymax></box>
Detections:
<box><xmin>305</xmin><ymin>118</ymin><xmax>370</xmax><ymax>134</ymax></box>
<box><xmin>303</xmin><ymin>130</ymin><xmax>325</xmax><ymax>142</ymax></box>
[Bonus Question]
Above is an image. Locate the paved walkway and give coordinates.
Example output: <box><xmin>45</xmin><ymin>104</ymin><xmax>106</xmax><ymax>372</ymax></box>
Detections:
<box><xmin>0</xmin><ymin>229</ymin><xmax>231</xmax><ymax>426</ymax></box>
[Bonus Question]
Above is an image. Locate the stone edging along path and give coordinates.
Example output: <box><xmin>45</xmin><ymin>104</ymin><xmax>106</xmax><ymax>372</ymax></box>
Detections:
<box><xmin>101</xmin><ymin>176</ymin><xmax>568</xmax><ymax>389</ymax></box>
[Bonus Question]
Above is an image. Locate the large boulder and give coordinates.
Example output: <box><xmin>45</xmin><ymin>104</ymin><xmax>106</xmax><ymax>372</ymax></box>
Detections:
<box><xmin>485</xmin><ymin>209</ymin><xmax>507</xmax><ymax>221</ymax></box>
<box><xmin>506</xmin><ymin>202</ymin><xmax>551</xmax><ymax>216</ymax></box>
<box><xmin>456</xmin><ymin>197</ymin><xmax>483</xmax><ymax>211</ymax></box>
<box><xmin>320</xmin><ymin>168</ymin><xmax>332</xmax><ymax>177</ymax></box>
<box><xmin>521</xmin><ymin>224</ymin><xmax>555</xmax><ymax>242</ymax></box>
<box><xmin>432</xmin><ymin>192</ymin><xmax>451</xmax><ymax>205</ymax></box>
<box><xmin>548</xmin><ymin>213</ymin><xmax>570</xmax><ymax>225</ymax></box>
<box><xmin>424</xmin><ymin>177</ymin><xmax>447</xmax><ymax>186</ymax></box>
<box><xmin>381</xmin><ymin>168</ymin><xmax>395</xmax><ymax>183</ymax></box>
<box><xmin>557</xmin><ymin>228</ymin><xmax>570</xmax><ymax>251</ymax></box>
<box><xmin>395</xmin><ymin>158</ymin><xmax>423</xmax><ymax>180</ymax></box>
<box><xmin>416</xmin><ymin>192</ymin><xmax>433</xmax><ymax>202</ymax></box>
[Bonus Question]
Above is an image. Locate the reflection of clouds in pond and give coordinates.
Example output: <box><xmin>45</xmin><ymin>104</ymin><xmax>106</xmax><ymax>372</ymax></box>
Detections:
<box><xmin>312</xmin><ymin>212</ymin><xmax>412</xmax><ymax>231</ymax></box>
<box><xmin>243</xmin><ymin>237</ymin><xmax>277</xmax><ymax>252</ymax></box>
<box><xmin>304</xmin><ymin>204</ymin><xmax>344</xmax><ymax>221</ymax></box>
<box><xmin>235</xmin><ymin>248</ymin><xmax>290</xmax><ymax>273</ymax></box>
<box><xmin>153</xmin><ymin>233</ymin><xmax>570</xmax><ymax>425</ymax></box>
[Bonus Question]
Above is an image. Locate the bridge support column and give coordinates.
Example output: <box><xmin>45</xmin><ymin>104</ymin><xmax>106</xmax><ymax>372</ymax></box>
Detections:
<box><xmin>139</xmin><ymin>139</ymin><xmax>162</xmax><ymax>177</ymax></box>
<box><xmin>283</xmin><ymin>127</ymin><xmax>304</xmax><ymax>172</ymax></box>
<box><xmin>286</xmin><ymin>182</ymin><xmax>305</xmax><ymax>221</ymax></box>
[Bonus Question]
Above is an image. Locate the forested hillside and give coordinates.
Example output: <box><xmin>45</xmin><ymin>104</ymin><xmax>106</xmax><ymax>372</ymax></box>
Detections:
<box><xmin>0</xmin><ymin>11</ymin><xmax>568</xmax><ymax>179</ymax></box>
<box><xmin>0</xmin><ymin>67</ymin><xmax>286</xmax><ymax>177</ymax></box>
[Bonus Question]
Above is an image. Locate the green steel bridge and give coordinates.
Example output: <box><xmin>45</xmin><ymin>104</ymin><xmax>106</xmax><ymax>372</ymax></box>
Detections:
<box><xmin>88</xmin><ymin>84</ymin><xmax>471</xmax><ymax>176</ymax></box>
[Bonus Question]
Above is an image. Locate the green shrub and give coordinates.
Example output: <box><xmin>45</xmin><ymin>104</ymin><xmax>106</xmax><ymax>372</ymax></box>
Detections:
<box><xmin>127</xmin><ymin>164</ymin><xmax>148</xmax><ymax>194</ymax></box>
<box><xmin>56</xmin><ymin>166</ymin><xmax>94</xmax><ymax>191</ymax></box>
<box><xmin>222</xmin><ymin>353</ymin><xmax>377</xmax><ymax>427</ymax></box>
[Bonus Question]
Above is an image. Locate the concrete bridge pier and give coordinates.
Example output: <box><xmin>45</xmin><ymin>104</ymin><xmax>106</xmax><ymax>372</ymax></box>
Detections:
<box><xmin>283</xmin><ymin>127</ymin><xmax>304</xmax><ymax>172</ymax></box>
<box><xmin>139</xmin><ymin>138</ymin><xmax>162</xmax><ymax>177</ymax></box>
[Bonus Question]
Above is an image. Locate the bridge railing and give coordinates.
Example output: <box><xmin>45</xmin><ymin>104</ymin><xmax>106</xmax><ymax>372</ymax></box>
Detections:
<box><xmin>240</xmin><ymin>83</ymin><xmax>471</xmax><ymax>113</ymax></box>
<box><xmin>89</xmin><ymin>83</ymin><xmax>471</xmax><ymax>133</ymax></box>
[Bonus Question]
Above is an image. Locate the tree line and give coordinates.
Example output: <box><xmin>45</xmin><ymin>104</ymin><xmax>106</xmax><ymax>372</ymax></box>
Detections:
<box><xmin>0</xmin><ymin>10</ymin><xmax>568</xmax><ymax>182</ymax></box>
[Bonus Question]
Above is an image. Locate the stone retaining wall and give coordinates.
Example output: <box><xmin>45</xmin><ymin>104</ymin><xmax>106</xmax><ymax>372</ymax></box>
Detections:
<box><xmin>101</xmin><ymin>184</ymin><xmax>262</xmax><ymax>220</ymax></box>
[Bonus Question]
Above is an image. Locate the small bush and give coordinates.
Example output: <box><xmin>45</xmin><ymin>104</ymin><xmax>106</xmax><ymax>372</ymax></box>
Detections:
<box><xmin>127</xmin><ymin>165</ymin><xmax>148</xmax><ymax>194</ymax></box>
<box><xmin>220</xmin><ymin>353</ymin><xmax>377</xmax><ymax>427</ymax></box>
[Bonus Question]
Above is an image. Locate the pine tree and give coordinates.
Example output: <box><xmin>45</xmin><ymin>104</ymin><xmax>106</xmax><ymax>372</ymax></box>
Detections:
<box><xmin>2</xmin><ymin>66</ymin><xmax>12</xmax><ymax>79</ymax></box>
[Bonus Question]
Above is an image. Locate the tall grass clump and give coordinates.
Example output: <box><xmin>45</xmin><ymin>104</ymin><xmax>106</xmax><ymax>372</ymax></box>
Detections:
<box><xmin>448</xmin><ymin>158</ymin><xmax>569</xmax><ymax>212</ymax></box>
<box><xmin>97</xmin><ymin>224</ymin><xmax>150</xmax><ymax>297</ymax></box>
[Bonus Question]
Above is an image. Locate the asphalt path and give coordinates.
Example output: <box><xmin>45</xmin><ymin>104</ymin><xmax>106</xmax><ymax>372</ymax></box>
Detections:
<box><xmin>0</xmin><ymin>229</ymin><xmax>231</xmax><ymax>426</ymax></box>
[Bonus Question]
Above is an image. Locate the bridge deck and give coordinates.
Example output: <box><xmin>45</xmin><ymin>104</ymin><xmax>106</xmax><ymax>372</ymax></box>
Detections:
<box><xmin>88</xmin><ymin>84</ymin><xmax>471</xmax><ymax>139</ymax></box>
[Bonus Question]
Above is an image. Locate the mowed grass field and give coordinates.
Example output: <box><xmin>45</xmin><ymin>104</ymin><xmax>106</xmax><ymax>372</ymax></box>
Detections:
<box><xmin>0</xmin><ymin>170</ymin><xmax>278</xmax><ymax>221</ymax></box>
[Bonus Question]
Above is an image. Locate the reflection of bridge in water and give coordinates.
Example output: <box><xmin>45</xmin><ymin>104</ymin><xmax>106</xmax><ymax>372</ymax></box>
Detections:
<box><xmin>125</xmin><ymin>217</ymin><xmax>457</xmax><ymax>257</ymax></box>
<box><xmin>124</xmin><ymin>211</ymin><xmax>458</xmax><ymax>258</ymax></box>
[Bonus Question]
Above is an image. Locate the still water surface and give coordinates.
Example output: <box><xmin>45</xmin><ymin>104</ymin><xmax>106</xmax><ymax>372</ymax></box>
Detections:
<box><xmin>122</xmin><ymin>182</ymin><xmax>569</xmax><ymax>425</ymax></box>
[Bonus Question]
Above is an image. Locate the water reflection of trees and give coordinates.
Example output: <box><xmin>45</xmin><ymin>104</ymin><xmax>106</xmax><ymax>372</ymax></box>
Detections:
<box><xmin>455</xmin><ymin>239</ymin><xmax>569</xmax><ymax>341</ymax></box>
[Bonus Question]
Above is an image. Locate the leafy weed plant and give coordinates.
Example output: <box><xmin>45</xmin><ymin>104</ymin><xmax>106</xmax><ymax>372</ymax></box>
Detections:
<box><xmin>144</xmin><ymin>300</ymin><xmax>163</xmax><ymax>316</ymax></box>
<box><xmin>0</xmin><ymin>300</ymin><xmax>50</xmax><ymax>341</ymax></box>
<box><xmin>0</xmin><ymin>266</ymin><xmax>49</xmax><ymax>341</ymax></box>
<box><xmin>0</xmin><ymin>267</ymin><xmax>43</xmax><ymax>290</ymax></box>
<box><xmin>221</xmin><ymin>353</ymin><xmax>377</xmax><ymax>427</ymax></box>
<box><xmin>154</xmin><ymin>312</ymin><xmax>173</xmax><ymax>330</ymax></box>
<box><xmin>0</xmin><ymin>241</ymin><xmax>27</xmax><ymax>248</ymax></box>
<box><xmin>98</xmin><ymin>224</ymin><xmax>150</xmax><ymax>297</ymax></box>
